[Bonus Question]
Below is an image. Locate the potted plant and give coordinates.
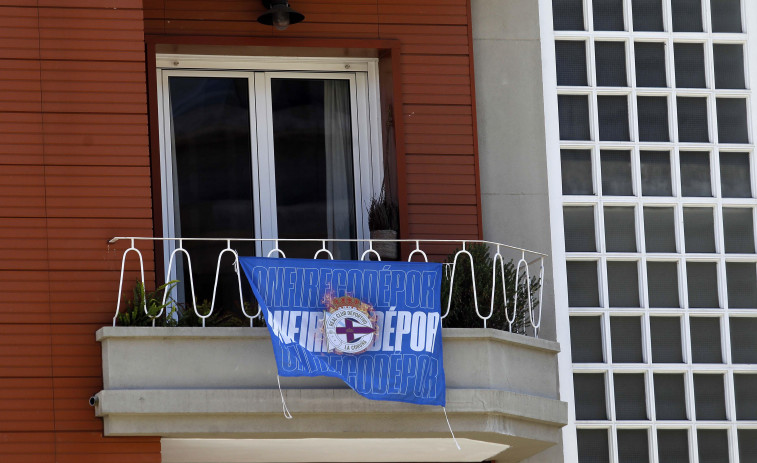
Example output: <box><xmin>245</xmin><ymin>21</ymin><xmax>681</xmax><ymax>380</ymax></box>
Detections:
<box><xmin>367</xmin><ymin>186</ymin><xmax>399</xmax><ymax>260</ymax></box>
<box><xmin>116</xmin><ymin>280</ymin><xmax>260</xmax><ymax>327</ymax></box>
<box><xmin>441</xmin><ymin>243</ymin><xmax>541</xmax><ymax>334</ymax></box>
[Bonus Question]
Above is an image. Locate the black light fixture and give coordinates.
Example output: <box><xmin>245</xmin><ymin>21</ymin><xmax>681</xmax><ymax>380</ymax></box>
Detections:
<box><xmin>257</xmin><ymin>0</ymin><xmax>305</xmax><ymax>31</ymax></box>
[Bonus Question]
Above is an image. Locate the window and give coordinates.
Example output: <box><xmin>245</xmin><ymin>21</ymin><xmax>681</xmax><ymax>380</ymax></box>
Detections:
<box><xmin>553</xmin><ymin>1</ymin><xmax>757</xmax><ymax>460</ymax></box>
<box><xmin>156</xmin><ymin>55</ymin><xmax>383</xmax><ymax>305</ymax></box>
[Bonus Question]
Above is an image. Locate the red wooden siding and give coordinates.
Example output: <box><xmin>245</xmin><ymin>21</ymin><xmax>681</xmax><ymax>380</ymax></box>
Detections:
<box><xmin>0</xmin><ymin>0</ymin><xmax>157</xmax><ymax>461</ymax></box>
<box><xmin>143</xmin><ymin>0</ymin><xmax>483</xmax><ymax>244</ymax></box>
<box><xmin>0</xmin><ymin>0</ymin><xmax>479</xmax><ymax>460</ymax></box>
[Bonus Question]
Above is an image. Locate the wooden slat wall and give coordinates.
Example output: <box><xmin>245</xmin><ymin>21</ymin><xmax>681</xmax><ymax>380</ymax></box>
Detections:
<box><xmin>0</xmin><ymin>0</ymin><xmax>479</xmax><ymax>460</ymax></box>
<box><xmin>144</xmin><ymin>0</ymin><xmax>483</xmax><ymax>245</ymax></box>
<box><xmin>0</xmin><ymin>0</ymin><xmax>158</xmax><ymax>461</ymax></box>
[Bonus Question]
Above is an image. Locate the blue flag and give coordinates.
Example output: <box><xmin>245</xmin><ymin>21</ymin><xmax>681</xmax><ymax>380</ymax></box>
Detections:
<box><xmin>239</xmin><ymin>256</ymin><xmax>446</xmax><ymax>406</ymax></box>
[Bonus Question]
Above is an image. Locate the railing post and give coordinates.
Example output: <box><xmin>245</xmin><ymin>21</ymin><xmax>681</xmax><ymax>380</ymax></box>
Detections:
<box><xmin>161</xmin><ymin>239</ymin><xmax>199</xmax><ymax>325</ymax></box>
<box><xmin>107</xmin><ymin>237</ymin><xmax>548</xmax><ymax>338</ymax></box>
<box><xmin>360</xmin><ymin>239</ymin><xmax>380</xmax><ymax>261</ymax></box>
<box><xmin>113</xmin><ymin>239</ymin><xmax>146</xmax><ymax>327</ymax></box>
<box><xmin>407</xmin><ymin>240</ymin><xmax>428</xmax><ymax>262</ymax></box>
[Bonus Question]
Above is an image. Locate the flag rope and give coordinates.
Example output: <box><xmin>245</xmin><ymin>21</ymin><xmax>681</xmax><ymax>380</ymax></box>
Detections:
<box><xmin>277</xmin><ymin>375</ymin><xmax>293</xmax><ymax>419</ymax></box>
<box><xmin>442</xmin><ymin>406</ymin><xmax>461</xmax><ymax>450</ymax></box>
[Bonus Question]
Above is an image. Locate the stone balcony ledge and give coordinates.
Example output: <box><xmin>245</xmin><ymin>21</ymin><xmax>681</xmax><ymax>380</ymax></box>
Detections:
<box><xmin>94</xmin><ymin>326</ymin><xmax>566</xmax><ymax>463</ymax></box>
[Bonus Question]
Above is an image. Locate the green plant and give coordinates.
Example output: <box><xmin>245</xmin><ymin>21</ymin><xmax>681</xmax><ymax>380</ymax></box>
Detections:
<box><xmin>174</xmin><ymin>300</ymin><xmax>250</xmax><ymax>327</ymax></box>
<box><xmin>367</xmin><ymin>186</ymin><xmax>399</xmax><ymax>231</ymax></box>
<box><xmin>117</xmin><ymin>280</ymin><xmax>266</xmax><ymax>327</ymax></box>
<box><xmin>116</xmin><ymin>280</ymin><xmax>178</xmax><ymax>326</ymax></box>
<box><xmin>441</xmin><ymin>244</ymin><xmax>541</xmax><ymax>334</ymax></box>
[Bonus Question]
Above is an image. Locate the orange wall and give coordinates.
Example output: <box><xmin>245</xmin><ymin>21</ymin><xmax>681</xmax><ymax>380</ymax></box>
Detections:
<box><xmin>144</xmin><ymin>0</ymin><xmax>483</xmax><ymax>244</ymax></box>
<box><xmin>0</xmin><ymin>0</ymin><xmax>479</xmax><ymax>460</ymax></box>
<box><xmin>0</xmin><ymin>1</ymin><xmax>157</xmax><ymax>461</ymax></box>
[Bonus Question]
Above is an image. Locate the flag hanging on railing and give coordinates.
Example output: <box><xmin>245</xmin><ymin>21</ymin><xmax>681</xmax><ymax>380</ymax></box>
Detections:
<box><xmin>239</xmin><ymin>256</ymin><xmax>446</xmax><ymax>406</ymax></box>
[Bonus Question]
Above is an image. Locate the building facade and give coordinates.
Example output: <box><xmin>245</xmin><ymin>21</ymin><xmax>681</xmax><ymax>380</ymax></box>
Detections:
<box><xmin>475</xmin><ymin>0</ymin><xmax>757</xmax><ymax>461</ymax></box>
<box><xmin>0</xmin><ymin>0</ymin><xmax>754</xmax><ymax>462</ymax></box>
<box><xmin>542</xmin><ymin>0</ymin><xmax>757</xmax><ymax>462</ymax></box>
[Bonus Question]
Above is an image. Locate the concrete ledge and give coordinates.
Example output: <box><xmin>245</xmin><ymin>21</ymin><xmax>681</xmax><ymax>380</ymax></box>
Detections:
<box><xmin>97</xmin><ymin>327</ymin><xmax>561</xmax><ymax>398</ymax></box>
<box><xmin>95</xmin><ymin>388</ymin><xmax>567</xmax><ymax>427</ymax></box>
<box><xmin>95</xmin><ymin>388</ymin><xmax>566</xmax><ymax>462</ymax></box>
<box><xmin>96</xmin><ymin>327</ymin><xmax>560</xmax><ymax>353</ymax></box>
<box><xmin>95</xmin><ymin>326</ymin><xmax>566</xmax><ymax>462</ymax></box>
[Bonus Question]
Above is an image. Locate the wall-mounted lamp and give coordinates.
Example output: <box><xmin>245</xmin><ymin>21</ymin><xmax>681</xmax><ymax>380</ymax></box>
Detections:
<box><xmin>257</xmin><ymin>0</ymin><xmax>305</xmax><ymax>31</ymax></box>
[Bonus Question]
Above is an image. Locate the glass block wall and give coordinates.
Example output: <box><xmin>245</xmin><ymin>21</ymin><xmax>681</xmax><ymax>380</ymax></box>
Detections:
<box><xmin>551</xmin><ymin>0</ymin><xmax>757</xmax><ymax>461</ymax></box>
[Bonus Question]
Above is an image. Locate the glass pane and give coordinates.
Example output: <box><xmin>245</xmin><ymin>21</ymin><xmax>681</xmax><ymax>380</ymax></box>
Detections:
<box><xmin>697</xmin><ymin>430</ymin><xmax>729</xmax><ymax>463</ymax></box>
<box><xmin>677</xmin><ymin>97</ymin><xmax>709</xmax><ymax>143</ymax></box>
<box><xmin>271</xmin><ymin>78</ymin><xmax>357</xmax><ymax>260</ymax></box>
<box><xmin>644</xmin><ymin>207</ymin><xmax>676</xmax><ymax>252</ymax></box>
<box><xmin>687</xmin><ymin>262</ymin><xmax>719</xmax><ymax>308</ymax></box>
<box><xmin>608</xmin><ymin>261</ymin><xmax>640</xmax><ymax>307</ymax></box>
<box><xmin>647</xmin><ymin>262</ymin><xmax>680</xmax><ymax>307</ymax></box>
<box><xmin>564</xmin><ymin>206</ymin><xmax>597</xmax><ymax>252</ymax></box>
<box><xmin>680</xmin><ymin>151</ymin><xmax>712</xmax><ymax>197</ymax></box>
<box><xmin>617</xmin><ymin>430</ymin><xmax>650</xmax><ymax>463</ymax></box>
<box><xmin>640</xmin><ymin>151</ymin><xmax>672</xmax><ymax>196</ymax></box>
<box><xmin>604</xmin><ymin>206</ymin><xmax>636</xmax><ymax>252</ymax></box>
<box><xmin>637</xmin><ymin>96</ymin><xmax>669</xmax><ymax>141</ymax></box>
<box><xmin>595</xmin><ymin>42</ymin><xmax>627</xmax><ymax>86</ymax></box>
<box><xmin>674</xmin><ymin>43</ymin><xmax>706</xmax><ymax>88</ymax></box>
<box><xmin>719</xmin><ymin>152</ymin><xmax>751</xmax><ymax>198</ymax></box>
<box><xmin>711</xmin><ymin>0</ymin><xmax>742</xmax><ymax>32</ymax></box>
<box><xmin>683</xmin><ymin>207</ymin><xmax>715</xmax><ymax>253</ymax></box>
<box><xmin>614</xmin><ymin>374</ymin><xmax>648</xmax><ymax>420</ymax></box>
<box><xmin>574</xmin><ymin>373</ymin><xmax>608</xmax><ymax>419</ymax></box>
<box><xmin>559</xmin><ymin>95</ymin><xmax>591</xmax><ymax>140</ymax></box>
<box><xmin>597</xmin><ymin>96</ymin><xmax>630</xmax><ymax>141</ymax></box>
<box><xmin>571</xmin><ymin>316</ymin><xmax>604</xmax><ymax>363</ymax></box>
<box><xmin>168</xmin><ymin>76</ymin><xmax>256</xmax><ymax>315</ymax></box>
<box><xmin>734</xmin><ymin>374</ymin><xmax>757</xmax><ymax>420</ymax></box>
<box><xmin>562</xmin><ymin>149</ymin><xmax>594</xmax><ymax>195</ymax></box>
<box><xmin>730</xmin><ymin>317</ymin><xmax>757</xmax><ymax>363</ymax></box>
<box><xmin>553</xmin><ymin>0</ymin><xmax>584</xmax><ymax>30</ymax></box>
<box><xmin>593</xmin><ymin>0</ymin><xmax>624</xmax><ymax>30</ymax></box>
<box><xmin>601</xmin><ymin>150</ymin><xmax>633</xmax><ymax>195</ymax></box>
<box><xmin>693</xmin><ymin>374</ymin><xmax>727</xmax><ymax>420</ymax></box>
<box><xmin>657</xmin><ymin>430</ymin><xmax>689</xmax><ymax>463</ymax></box>
<box><xmin>556</xmin><ymin>41</ymin><xmax>588</xmax><ymax>86</ymax></box>
<box><xmin>654</xmin><ymin>373</ymin><xmax>687</xmax><ymax>419</ymax></box>
<box><xmin>717</xmin><ymin>98</ymin><xmax>749</xmax><ymax>144</ymax></box>
<box><xmin>567</xmin><ymin>261</ymin><xmax>601</xmax><ymax>307</ymax></box>
<box><xmin>739</xmin><ymin>430</ymin><xmax>757</xmax><ymax>463</ymax></box>
<box><xmin>723</xmin><ymin>208</ymin><xmax>755</xmax><ymax>253</ymax></box>
<box><xmin>650</xmin><ymin>317</ymin><xmax>683</xmax><ymax>363</ymax></box>
<box><xmin>671</xmin><ymin>0</ymin><xmax>703</xmax><ymax>32</ymax></box>
<box><xmin>726</xmin><ymin>262</ymin><xmax>757</xmax><ymax>308</ymax></box>
<box><xmin>577</xmin><ymin>429</ymin><xmax>610</xmax><ymax>463</ymax></box>
<box><xmin>611</xmin><ymin>316</ymin><xmax>644</xmax><ymax>363</ymax></box>
<box><xmin>689</xmin><ymin>317</ymin><xmax>723</xmax><ymax>363</ymax></box>
<box><xmin>714</xmin><ymin>44</ymin><xmax>746</xmax><ymax>89</ymax></box>
<box><xmin>632</xmin><ymin>0</ymin><xmax>664</xmax><ymax>31</ymax></box>
<box><xmin>634</xmin><ymin>42</ymin><xmax>666</xmax><ymax>87</ymax></box>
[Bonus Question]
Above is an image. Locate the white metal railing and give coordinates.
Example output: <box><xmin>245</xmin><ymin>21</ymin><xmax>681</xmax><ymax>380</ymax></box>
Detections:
<box><xmin>109</xmin><ymin>237</ymin><xmax>548</xmax><ymax>337</ymax></box>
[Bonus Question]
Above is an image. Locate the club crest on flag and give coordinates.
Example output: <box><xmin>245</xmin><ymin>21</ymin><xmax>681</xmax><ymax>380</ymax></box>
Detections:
<box><xmin>323</xmin><ymin>295</ymin><xmax>378</xmax><ymax>354</ymax></box>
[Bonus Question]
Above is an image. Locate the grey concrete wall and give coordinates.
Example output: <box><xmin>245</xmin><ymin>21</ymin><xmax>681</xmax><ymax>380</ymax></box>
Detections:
<box><xmin>472</xmin><ymin>0</ymin><xmax>555</xmax><ymax>343</ymax></box>
<box><xmin>472</xmin><ymin>1</ymin><xmax>563</xmax><ymax>462</ymax></box>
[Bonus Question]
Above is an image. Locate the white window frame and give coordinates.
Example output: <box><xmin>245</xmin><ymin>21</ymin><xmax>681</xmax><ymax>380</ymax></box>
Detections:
<box><xmin>541</xmin><ymin>0</ymin><xmax>757</xmax><ymax>462</ymax></box>
<box><xmin>155</xmin><ymin>55</ymin><xmax>384</xmax><ymax>261</ymax></box>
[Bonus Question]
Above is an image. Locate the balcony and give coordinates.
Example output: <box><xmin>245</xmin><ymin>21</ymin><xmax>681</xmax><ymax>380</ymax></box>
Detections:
<box><xmin>92</xmin><ymin>238</ymin><xmax>567</xmax><ymax>463</ymax></box>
